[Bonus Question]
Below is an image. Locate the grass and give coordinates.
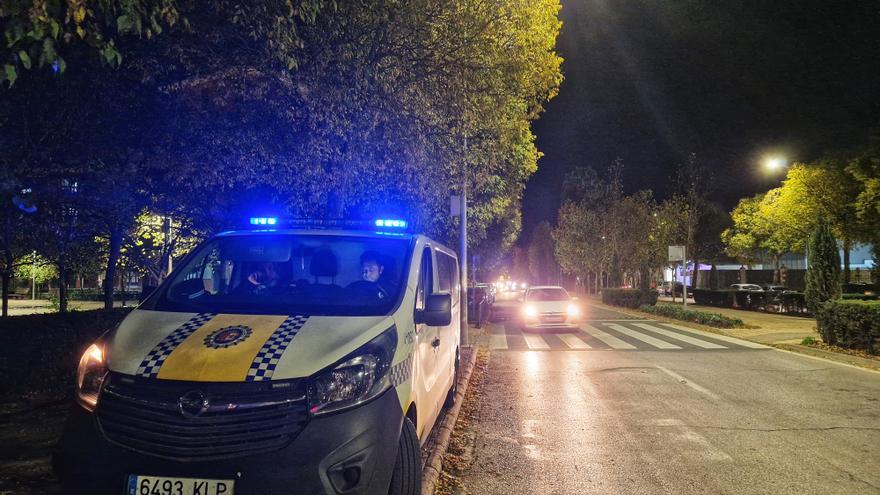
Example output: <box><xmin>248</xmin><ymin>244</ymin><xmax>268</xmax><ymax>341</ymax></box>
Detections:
<box><xmin>801</xmin><ymin>336</ymin><xmax>817</xmax><ymax>346</ymax></box>
<box><xmin>0</xmin><ymin>308</ymin><xmax>131</xmax><ymax>402</ymax></box>
<box><xmin>639</xmin><ymin>304</ymin><xmax>745</xmax><ymax>328</ymax></box>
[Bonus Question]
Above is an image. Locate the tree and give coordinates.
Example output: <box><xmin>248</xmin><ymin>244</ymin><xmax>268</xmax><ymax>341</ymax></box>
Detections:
<box><xmin>0</xmin><ymin>167</ymin><xmax>37</xmax><ymax>315</ymax></box>
<box><xmin>805</xmin><ymin>218</ymin><xmax>841</xmax><ymax>315</ymax></box>
<box><xmin>527</xmin><ymin>221</ymin><xmax>556</xmax><ymax>285</ymax></box>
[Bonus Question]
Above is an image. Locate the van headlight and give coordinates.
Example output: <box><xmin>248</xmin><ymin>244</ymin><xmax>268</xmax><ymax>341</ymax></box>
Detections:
<box><xmin>76</xmin><ymin>343</ymin><xmax>108</xmax><ymax>412</ymax></box>
<box><xmin>308</xmin><ymin>326</ymin><xmax>397</xmax><ymax>415</ymax></box>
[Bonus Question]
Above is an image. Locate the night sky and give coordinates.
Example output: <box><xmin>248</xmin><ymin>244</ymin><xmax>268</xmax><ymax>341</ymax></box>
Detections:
<box><xmin>523</xmin><ymin>0</ymin><xmax>880</xmax><ymax>237</ymax></box>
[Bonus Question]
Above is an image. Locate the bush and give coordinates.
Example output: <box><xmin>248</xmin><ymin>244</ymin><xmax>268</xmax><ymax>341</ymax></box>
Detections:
<box><xmin>815</xmin><ymin>300</ymin><xmax>880</xmax><ymax>353</ymax></box>
<box><xmin>0</xmin><ymin>309</ymin><xmax>131</xmax><ymax>401</ymax></box>
<box><xmin>601</xmin><ymin>288</ymin><xmax>658</xmax><ymax>308</ymax></box>
<box><xmin>841</xmin><ymin>293</ymin><xmax>880</xmax><ymax>301</ymax></box>
<box><xmin>638</xmin><ymin>304</ymin><xmax>745</xmax><ymax>328</ymax></box>
<box><xmin>55</xmin><ymin>288</ymin><xmax>142</xmax><ymax>301</ymax></box>
<box><xmin>691</xmin><ymin>288</ymin><xmax>808</xmax><ymax>314</ymax></box>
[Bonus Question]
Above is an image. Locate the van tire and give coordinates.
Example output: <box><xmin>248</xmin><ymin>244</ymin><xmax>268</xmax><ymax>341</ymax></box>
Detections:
<box><xmin>443</xmin><ymin>349</ymin><xmax>459</xmax><ymax>409</ymax></box>
<box><xmin>388</xmin><ymin>417</ymin><xmax>420</xmax><ymax>495</ymax></box>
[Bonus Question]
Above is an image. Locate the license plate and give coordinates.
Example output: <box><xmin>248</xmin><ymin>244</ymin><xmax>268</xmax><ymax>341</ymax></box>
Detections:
<box><xmin>127</xmin><ymin>475</ymin><xmax>234</xmax><ymax>495</ymax></box>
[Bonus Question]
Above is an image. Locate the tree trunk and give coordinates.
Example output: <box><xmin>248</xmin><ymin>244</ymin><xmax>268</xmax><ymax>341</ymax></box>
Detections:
<box><xmin>104</xmin><ymin>227</ymin><xmax>123</xmax><ymax>310</ymax></box>
<box><xmin>842</xmin><ymin>237</ymin><xmax>851</xmax><ymax>284</ymax></box>
<box><xmin>1</xmin><ymin>269</ymin><xmax>9</xmax><ymax>318</ymax></box>
<box><xmin>58</xmin><ymin>259</ymin><xmax>68</xmax><ymax>314</ymax></box>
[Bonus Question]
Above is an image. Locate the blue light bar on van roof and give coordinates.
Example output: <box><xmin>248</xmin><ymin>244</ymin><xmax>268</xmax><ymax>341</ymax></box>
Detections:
<box><xmin>249</xmin><ymin>217</ymin><xmax>278</xmax><ymax>226</ymax></box>
<box><xmin>375</xmin><ymin>219</ymin><xmax>408</xmax><ymax>229</ymax></box>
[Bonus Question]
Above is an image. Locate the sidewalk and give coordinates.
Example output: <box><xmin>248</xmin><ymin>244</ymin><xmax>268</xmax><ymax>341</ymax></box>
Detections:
<box><xmin>656</xmin><ymin>296</ymin><xmax>818</xmax><ymax>345</ymax></box>
<box><xmin>3</xmin><ymin>298</ymin><xmax>129</xmax><ymax>316</ymax></box>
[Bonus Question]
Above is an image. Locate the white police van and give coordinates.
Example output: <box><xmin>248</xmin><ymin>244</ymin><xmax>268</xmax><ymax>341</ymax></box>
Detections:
<box><xmin>53</xmin><ymin>218</ymin><xmax>461</xmax><ymax>495</ymax></box>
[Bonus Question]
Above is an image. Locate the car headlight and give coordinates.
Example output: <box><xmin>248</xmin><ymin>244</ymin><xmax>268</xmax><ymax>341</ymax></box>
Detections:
<box><xmin>308</xmin><ymin>326</ymin><xmax>397</xmax><ymax>415</ymax></box>
<box><xmin>76</xmin><ymin>343</ymin><xmax>108</xmax><ymax>412</ymax></box>
<box><xmin>567</xmin><ymin>304</ymin><xmax>580</xmax><ymax>318</ymax></box>
<box><xmin>523</xmin><ymin>305</ymin><xmax>538</xmax><ymax>319</ymax></box>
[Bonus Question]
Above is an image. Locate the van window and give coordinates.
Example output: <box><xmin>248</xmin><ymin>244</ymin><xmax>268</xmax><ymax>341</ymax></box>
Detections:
<box><xmin>149</xmin><ymin>234</ymin><xmax>411</xmax><ymax>316</ymax></box>
<box><xmin>435</xmin><ymin>250</ymin><xmax>458</xmax><ymax>294</ymax></box>
<box><xmin>415</xmin><ymin>247</ymin><xmax>433</xmax><ymax>311</ymax></box>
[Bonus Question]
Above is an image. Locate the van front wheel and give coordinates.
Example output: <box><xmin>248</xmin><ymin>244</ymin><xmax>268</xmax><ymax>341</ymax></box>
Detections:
<box><xmin>388</xmin><ymin>417</ymin><xmax>421</xmax><ymax>495</ymax></box>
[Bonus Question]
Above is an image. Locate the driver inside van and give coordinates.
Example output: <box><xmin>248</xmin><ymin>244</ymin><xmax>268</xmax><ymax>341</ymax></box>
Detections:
<box><xmin>247</xmin><ymin>261</ymin><xmax>280</xmax><ymax>293</ymax></box>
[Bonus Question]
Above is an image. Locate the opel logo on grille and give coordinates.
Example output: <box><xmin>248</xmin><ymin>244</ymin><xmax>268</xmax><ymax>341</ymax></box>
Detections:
<box><xmin>178</xmin><ymin>390</ymin><xmax>210</xmax><ymax>418</ymax></box>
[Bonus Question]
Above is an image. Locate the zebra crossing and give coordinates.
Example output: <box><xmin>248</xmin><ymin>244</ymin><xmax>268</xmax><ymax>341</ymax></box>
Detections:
<box><xmin>488</xmin><ymin>320</ymin><xmax>769</xmax><ymax>352</ymax></box>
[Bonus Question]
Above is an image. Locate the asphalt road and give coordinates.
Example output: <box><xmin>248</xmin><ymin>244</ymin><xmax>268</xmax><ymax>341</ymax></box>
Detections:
<box><xmin>457</xmin><ymin>305</ymin><xmax>880</xmax><ymax>494</ymax></box>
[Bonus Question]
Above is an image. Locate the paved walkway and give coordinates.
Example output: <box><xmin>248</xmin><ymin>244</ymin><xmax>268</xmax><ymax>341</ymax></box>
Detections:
<box><xmin>3</xmin><ymin>299</ymin><xmax>128</xmax><ymax>316</ymax></box>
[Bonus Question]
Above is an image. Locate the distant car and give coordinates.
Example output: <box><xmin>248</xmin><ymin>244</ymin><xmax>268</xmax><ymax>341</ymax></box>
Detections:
<box><xmin>762</xmin><ymin>284</ymin><xmax>788</xmax><ymax>293</ymax></box>
<box><xmin>842</xmin><ymin>282</ymin><xmax>877</xmax><ymax>296</ymax></box>
<box><xmin>730</xmin><ymin>284</ymin><xmax>763</xmax><ymax>291</ymax></box>
<box><xmin>521</xmin><ymin>286</ymin><xmax>580</xmax><ymax>332</ymax></box>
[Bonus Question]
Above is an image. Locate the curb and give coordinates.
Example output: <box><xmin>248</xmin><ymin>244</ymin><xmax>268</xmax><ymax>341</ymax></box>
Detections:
<box><xmin>774</xmin><ymin>343</ymin><xmax>880</xmax><ymax>372</ymax></box>
<box><xmin>420</xmin><ymin>346</ymin><xmax>479</xmax><ymax>495</ymax></box>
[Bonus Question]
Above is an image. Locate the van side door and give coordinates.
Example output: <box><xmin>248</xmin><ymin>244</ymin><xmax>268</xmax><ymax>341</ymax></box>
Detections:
<box><xmin>434</xmin><ymin>249</ymin><xmax>459</xmax><ymax>392</ymax></box>
<box><xmin>414</xmin><ymin>246</ymin><xmax>441</xmax><ymax>422</ymax></box>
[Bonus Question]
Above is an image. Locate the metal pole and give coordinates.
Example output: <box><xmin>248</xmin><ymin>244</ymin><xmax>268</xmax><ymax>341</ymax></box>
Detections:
<box><xmin>31</xmin><ymin>250</ymin><xmax>36</xmax><ymax>301</ymax></box>
<box><xmin>682</xmin><ymin>245</ymin><xmax>688</xmax><ymax>308</ymax></box>
<box><xmin>460</xmin><ymin>136</ymin><xmax>469</xmax><ymax>346</ymax></box>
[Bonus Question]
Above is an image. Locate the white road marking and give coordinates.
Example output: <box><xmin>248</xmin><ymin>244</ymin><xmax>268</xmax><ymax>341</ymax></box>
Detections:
<box><xmin>523</xmin><ymin>333</ymin><xmax>551</xmax><ymax>350</ymax></box>
<box><xmin>656</xmin><ymin>366</ymin><xmax>721</xmax><ymax>401</ymax></box>
<box><xmin>579</xmin><ymin>324</ymin><xmax>637</xmax><ymax>349</ymax></box>
<box><xmin>557</xmin><ymin>333</ymin><xmax>592</xmax><ymax>349</ymax></box>
<box><xmin>633</xmin><ymin>323</ymin><xmax>727</xmax><ymax>349</ymax></box>
<box><xmin>604</xmin><ymin>323</ymin><xmax>682</xmax><ymax>349</ymax></box>
<box><xmin>489</xmin><ymin>323</ymin><xmax>508</xmax><ymax>350</ymax></box>
<box><xmin>660</xmin><ymin>323</ymin><xmax>770</xmax><ymax>349</ymax></box>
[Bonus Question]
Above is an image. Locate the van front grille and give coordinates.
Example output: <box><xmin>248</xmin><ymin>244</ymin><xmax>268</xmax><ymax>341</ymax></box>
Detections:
<box><xmin>96</xmin><ymin>373</ymin><xmax>309</xmax><ymax>461</ymax></box>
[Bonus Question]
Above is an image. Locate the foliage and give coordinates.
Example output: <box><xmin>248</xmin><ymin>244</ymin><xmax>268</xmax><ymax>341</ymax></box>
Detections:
<box><xmin>0</xmin><ymin>0</ymin><xmax>184</xmax><ymax>86</ymax></box>
<box><xmin>691</xmin><ymin>288</ymin><xmax>808</xmax><ymax>314</ymax></box>
<box><xmin>805</xmin><ymin>218</ymin><xmax>841</xmax><ymax>313</ymax></box>
<box><xmin>527</xmin><ymin>221</ymin><xmax>556</xmax><ymax>285</ymax></box>
<box><xmin>554</xmin><ymin>161</ymin><xmax>688</xmax><ymax>292</ymax></box>
<box><xmin>815</xmin><ymin>300</ymin><xmax>880</xmax><ymax>353</ymax></box>
<box><xmin>122</xmin><ymin>211</ymin><xmax>202</xmax><ymax>284</ymax></box>
<box><xmin>13</xmin><ymin>253</ymin><xmax>57</xmax><ymax>284</ymax></box>
<box><xmin>723</xmin><ymin>151</ymin><xmax>875</xmax><ymax>278</ymax></box>
<box><xmin>1</xmin><ymin>1</ymin><xmax>564</xmax><ymax>303</ymax></box>
<box><xmin>639</xmin><ymin>304</ymin><xmax>745</xmax><ymax>328</ymax></box>
<box><xmin>600</xmin><ymin>288</ymin><xmax>658</xmax><ymax>308</ymax></box>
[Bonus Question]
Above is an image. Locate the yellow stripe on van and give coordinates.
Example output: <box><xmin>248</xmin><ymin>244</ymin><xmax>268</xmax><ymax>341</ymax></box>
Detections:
<box><xmin>157</xmin><ymin>314</ymin><xmax>289</xmax><ymax>382</ymax></box>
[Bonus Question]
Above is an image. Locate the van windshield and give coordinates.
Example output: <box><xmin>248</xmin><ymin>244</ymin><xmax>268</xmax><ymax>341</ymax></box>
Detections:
<box><xmin>148</xmin><ymin>234</ymin><xmax>411</xmax><ymax>316</ymax></box>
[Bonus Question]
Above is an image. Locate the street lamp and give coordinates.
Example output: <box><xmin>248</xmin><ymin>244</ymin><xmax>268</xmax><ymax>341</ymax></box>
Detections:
<box><xmin>764</xmin><ymin>156</ymin><xmax>786</xmax><ymax>173</ymax></box>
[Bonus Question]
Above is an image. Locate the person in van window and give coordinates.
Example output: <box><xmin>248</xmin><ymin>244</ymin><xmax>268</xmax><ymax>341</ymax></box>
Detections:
<box><xmin>360</xmin><ymin>251</ymin><xmax>392</xmax><ymax>299</ymax></box>
<box><xmin>248</xmin><ymin>262</ymin><xmax>280</xmax><ymax>293</ymax></box>
<box><xmin>361</xmin><ymin>251</ymin><xmax>385</xmax><ymax>283</ymax></box>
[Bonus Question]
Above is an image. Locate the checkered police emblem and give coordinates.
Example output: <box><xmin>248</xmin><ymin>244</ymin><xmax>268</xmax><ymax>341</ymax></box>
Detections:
<box><xmin>389</xmin><ymin>353</ymin><xmax>414</xmax><ymax>387</ymax></box>
<box><xmin>246</xmin><ymin>315</ymin><xmax>309</xmax><ymax>381</ymax></box>
<box><xmin>136</xmin><ymin>313</ymin><xmax>216</xmax><ymax>378</ymax></box>
<box><xmin>203</xmin><ymin>325</ymin><xmax>253</xmax><ymax>349</ymax></box>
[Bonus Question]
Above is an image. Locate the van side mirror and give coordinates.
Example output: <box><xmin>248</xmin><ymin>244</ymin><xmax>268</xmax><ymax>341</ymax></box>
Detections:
<box><xmin>417</xmin><ymin>293</ymin><xmax>452</xmax><ymax>326</ymax></box>
<box><xmin>139</xmin><ymin>285</ymin><xmax>158</xmax><ymax>303</ymax></box>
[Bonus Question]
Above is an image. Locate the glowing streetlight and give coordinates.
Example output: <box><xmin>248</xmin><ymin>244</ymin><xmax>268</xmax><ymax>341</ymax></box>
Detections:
<box><xmin>765</xmin><ymin>157</ymin><xmax>786</xmax><ymax>172</ymax></box>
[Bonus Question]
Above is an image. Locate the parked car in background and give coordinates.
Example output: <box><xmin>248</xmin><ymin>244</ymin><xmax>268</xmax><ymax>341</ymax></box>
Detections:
<box><xmin>762</xmin><ymin>284</ymin><xmax>788</xmax><ymax>293</ymax></box>
<box><xmin>730</xmin><ymin>284</ymin><xmax>763</xmax><ymax>292</ymax></box>
<box><xmin>841</xmin><ymin>282</ymin><xmax>877</xmax><ymax>296</ymax></box>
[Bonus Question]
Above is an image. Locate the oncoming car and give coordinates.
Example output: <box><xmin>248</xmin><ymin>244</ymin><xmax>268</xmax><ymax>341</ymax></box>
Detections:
<box><xmin>53</xmin><ymin>218</ymin><xmax>461</xmax><ymax>495</ymax></box>
<box><xmin>520</xmin><ymin>286</ymin><xmax>580</xmax><ymax>332</ymax></box>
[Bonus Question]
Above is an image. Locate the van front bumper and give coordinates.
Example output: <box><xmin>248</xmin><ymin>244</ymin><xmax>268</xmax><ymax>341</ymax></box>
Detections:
<box><xmin>53</xmin><ymin>387</ymin><xmax>403</xmax><ymax>495</ymax></box>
